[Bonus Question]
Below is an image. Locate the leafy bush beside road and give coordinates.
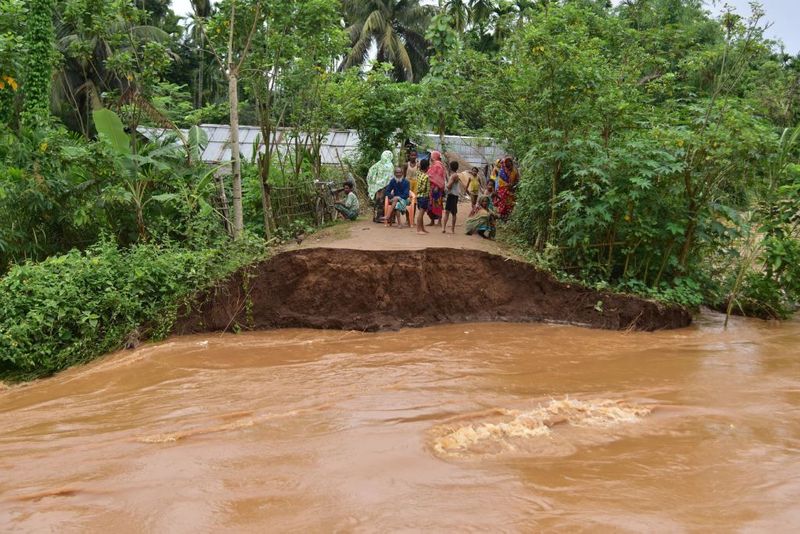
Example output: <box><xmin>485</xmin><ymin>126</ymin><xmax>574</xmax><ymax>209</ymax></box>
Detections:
<box><xmin>0</xmin><ymin>238</ymin><xmax>267</xmax><ymax>380</ymax></box>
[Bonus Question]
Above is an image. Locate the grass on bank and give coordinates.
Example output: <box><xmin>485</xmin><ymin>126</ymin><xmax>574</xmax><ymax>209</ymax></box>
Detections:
<box><xmin>498</xmin><ymin>225</ymin><xmax>798</xmax><ymax>318</ymax></box>
<box><xmin>497</xmin><ymin>229</ymin><xmax>705</xmax><ymax>309</ymax></box>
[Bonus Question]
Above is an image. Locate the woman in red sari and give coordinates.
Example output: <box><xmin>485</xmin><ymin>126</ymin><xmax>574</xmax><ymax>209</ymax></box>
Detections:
<box><xmin>426</xmin><ymin>150</ymin><xmax>447</xmax><ymax>225</ymax></box>
<box><xmin>493</xmin><ymin>157</ymin><xmax>519</xmax><ymax>221</ymax></box>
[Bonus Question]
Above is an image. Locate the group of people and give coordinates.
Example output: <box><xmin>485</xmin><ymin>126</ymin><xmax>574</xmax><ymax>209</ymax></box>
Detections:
<box><xmin>336</xmin><ymin>148</ymin><xmax>519</xmax><ymax>240</ymax></box>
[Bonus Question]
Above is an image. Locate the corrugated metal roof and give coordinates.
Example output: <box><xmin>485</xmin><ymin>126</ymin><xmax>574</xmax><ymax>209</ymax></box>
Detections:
<box><xmin>138</xmin><ymin>124</ymin><xmax>361</xmax><ymax>167</ymax></box>
<box><xmin>138</xmin><ymin>125</ymin><xmax>507</xmax><ymax>169</ymax></box>
<box><xmin>414</xmin><ymin>133</ymin><xmax>507</xmax><ymax>169</ymax></box>
<box><xmin>199</xmin><ymin>124</ymin><xmax>361</xmax><ymax>166</ymax></box>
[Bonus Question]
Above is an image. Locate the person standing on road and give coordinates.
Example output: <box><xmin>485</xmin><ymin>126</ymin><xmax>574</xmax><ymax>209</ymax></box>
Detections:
<box><xmin>415</xmin><ymin>159</ymin><xmax>431</xmax><ymax>234</ymax></box>
<box><xmin>404</xmin><ymin>150</ymin><xmax>420</xmax><ymax>193</ymax></box>
<box><xmin>464</xmin><ymin>167</ymin><xmax>480</xmax><ymax>209</ymax></box>
<box><xmin>427</xmin><ymin>150</ymin><xmax>447</xmax><ymax>226</ymax></box>
<box><xmin>442</xmin><ymin>160</ymin><xmax>462</xmax><ymax>234</ymax></box>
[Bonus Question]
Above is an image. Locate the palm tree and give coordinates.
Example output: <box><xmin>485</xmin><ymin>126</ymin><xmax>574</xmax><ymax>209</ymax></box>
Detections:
<box><xmin>466</xmin><ymin>0</ymin><xmax>540</xmax><ymax>52</ymax></box>
<box><xmin>188</xmin><ymin>0</ymin><xmax>213</xmax><ymax>107</ymax></box>
<box><xmin>444</xmin><ymin>0</ymin><xmax>469</xmax><ymax>33</ymax></box>
<box><xmin>469</xmin><ymin>0</ymin><xmax>497</xmax><ymax>23</ymax></box>
<box><xmin>462</xmin><ymin>0</ymin><xmax>497</xmax><ymax>51</ymax></box>
<box><xmin>342</xmin><ymin>0</ymin><xmax>432</xmax><ymax>82</ymax></box>
<box><xmin>53</xmin><ymin>9</ymin><xmax>172</xmax><ymax>136</ymax></box>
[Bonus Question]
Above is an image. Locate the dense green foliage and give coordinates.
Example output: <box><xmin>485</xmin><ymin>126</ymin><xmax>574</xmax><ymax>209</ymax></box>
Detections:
<box><xmin>0</xmin><ymin>121</ymin><xmax>226</xmax><ymax>269</ymax></box>
<box><xmin>342</xmin><ymin>66</ymin><xmax>421</xmax><ymax>177</ymax></box>
<box><xmin>1</xmin><ymin>0</ymin><xmax>799</xmax><ymax>378</ymax></box>
<box><xmin>0</xmin><ymin>237</ymin><xmax>267</xmax><ymax>379</ymax></box>
<box><xmin>480</xmin><ymin>2</ymin><xmax>800</xmax><ymax>317</ymax></box>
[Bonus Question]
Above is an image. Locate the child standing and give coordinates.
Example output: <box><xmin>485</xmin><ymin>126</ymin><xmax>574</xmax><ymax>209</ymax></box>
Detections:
<box><xmin>485</xmin><ymin>179</ymin><xmax>497</xmax><ymax>203</ymax></box>
<box><xmin>404</xmin><ymin>150</ymin><xmax>419</xmax><ymax>193</ymax></box>
<box><xmin>415</xmin><ymin>159</ymin><xmax>431</xmax><ymax>234</ymax></box>
<box><xmin>465</xmin><ymin>167</ymin><xmax>480</xmax><ymax>208</ymax></box>
<box><xmin>442</xmin><ymin>160</ymin><xmax>461</xmax><ymax>234</ymax></box>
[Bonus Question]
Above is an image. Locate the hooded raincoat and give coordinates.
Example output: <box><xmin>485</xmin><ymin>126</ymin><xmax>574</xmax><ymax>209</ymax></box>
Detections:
<box><xmin>367</xmin><ymin>150</ymin><xmax>395</xmax><ymax>199</ymax></box>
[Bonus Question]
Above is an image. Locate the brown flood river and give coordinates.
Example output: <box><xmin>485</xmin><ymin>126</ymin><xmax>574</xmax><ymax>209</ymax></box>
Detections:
<box><xmin>1</xmin><ymin>312</ymin><xmax>799</xmax><ymax>532</ymax></box>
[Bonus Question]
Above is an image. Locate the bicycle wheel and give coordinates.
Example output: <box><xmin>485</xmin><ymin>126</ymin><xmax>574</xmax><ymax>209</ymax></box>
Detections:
<box><xmin>315</xmin><ymin>198</ymin><xmax>327</xmax><ymax>225</ymax></box>
<box><xmin>326</xmin><ymin>203</ymin><xmax>338</xmax><ymax>222</ymax></box>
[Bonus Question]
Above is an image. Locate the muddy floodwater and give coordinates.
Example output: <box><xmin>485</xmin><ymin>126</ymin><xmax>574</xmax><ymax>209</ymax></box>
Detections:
<box><xmin>1</xmin><ymin>313</ymin><xmax>799</xmax><ymax>532</ymax></box>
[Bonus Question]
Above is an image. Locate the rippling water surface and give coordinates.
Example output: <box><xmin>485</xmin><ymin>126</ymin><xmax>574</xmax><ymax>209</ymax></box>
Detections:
<box><xmin>2</xmin><ymin>313</ymin><xmax>799</xmax><ymax>531</ymax></box>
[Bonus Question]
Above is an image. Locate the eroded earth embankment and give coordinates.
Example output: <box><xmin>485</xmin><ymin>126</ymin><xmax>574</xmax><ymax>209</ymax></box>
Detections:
<box><xmin>174</xmin><ymin>248</ymin><xmax>691</xmax><ymax>334</ymax></box>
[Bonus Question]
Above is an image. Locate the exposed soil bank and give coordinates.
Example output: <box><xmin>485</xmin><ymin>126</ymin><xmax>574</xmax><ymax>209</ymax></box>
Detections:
<box><xmin>174</xmin><ymin>248</ymin><xmax>691</xmax><ymax>334</ymax></box>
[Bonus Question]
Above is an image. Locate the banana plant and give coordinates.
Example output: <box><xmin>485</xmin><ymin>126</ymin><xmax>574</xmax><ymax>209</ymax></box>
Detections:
<box><xmin>93</xmin><ymin>107</ymin><xmax>182</xmax><ymax>240</ymax></box>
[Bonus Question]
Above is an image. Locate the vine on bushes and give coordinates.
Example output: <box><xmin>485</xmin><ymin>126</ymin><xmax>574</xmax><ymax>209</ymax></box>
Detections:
<box><xmin>20</xmin><ymin>0</ymin><xmax>54</xmax><ymax>126</ymax></box>
<box><xmin>0</xmin><ymin>237</ymin><xmax>268</xmax><ymax>380</ymax></box>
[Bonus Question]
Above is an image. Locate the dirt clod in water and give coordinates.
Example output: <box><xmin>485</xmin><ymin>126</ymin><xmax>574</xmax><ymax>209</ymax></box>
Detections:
<box><xmin>174</xmin><ymin>248</ymin><xmax>690</xmax><ymax>334</ymax></box>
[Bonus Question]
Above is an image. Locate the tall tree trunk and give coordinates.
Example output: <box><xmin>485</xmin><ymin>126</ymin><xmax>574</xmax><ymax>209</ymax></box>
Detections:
<box><xmin>222</xmin><ymin>0</ymin><xmax>245</xmax><ymax>238</ymax></box>
<box><xmin>196</xmin><ymin>35</ymin><xmax>205</xmax><ymax>108</ymax></box>
<box><xmin>678</xmin><ymin>169</ymin><xmax>696</xmax><ymax>268</ymax></box>
<box><xmin>228</xmin><ymin>70</ymin><xmax>244</xmax><ymax>238</ymax></box>
<box><xmin>214</xmin><ymin>172</ymin><xmax>232</xmax><ymax>236</ymax></box>
<box><xmin>135</xmin><ymin>202</ymin><xmax>146</xmax><ymax>241</ymax></box>
<box><xmin>257</xmin><ymin>151</ymin><xmax>274</xmax><ymax>239</ymax></box>
<box><xmin>548</xmin><ymin>158</ymin><xmax>562</xmax><ymax>243</ymax></box>
<box><xmin>312</xmin><ymin>133</ymin><xmax>323</xmax><ymax>180</ymax></box>
<box><xmin>293</xmin><ymin>135</ymin><xmax>302</xmax><ymax>180</ymax></box>
<box><xmin>256</xmin><ymin>97</ymin><xmax>275</xmax><ymax>239</ymax></box>
<box><xmin>678</xmin><ymin>216</ymin><xmax>697</xmax><ymax>268</ymax></box>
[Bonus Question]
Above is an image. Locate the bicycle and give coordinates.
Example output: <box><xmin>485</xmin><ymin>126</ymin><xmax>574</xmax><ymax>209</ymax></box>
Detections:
<box><xmin>313</xmin><ymin>179</ymin><xmax>338</xmax><ymax>225</ymax></box>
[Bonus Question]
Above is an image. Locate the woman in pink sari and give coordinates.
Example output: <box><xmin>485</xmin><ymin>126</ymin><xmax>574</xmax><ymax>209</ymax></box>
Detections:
<box><xmin>426</xmin><ymin>151</ymin><xmax>447</xmax><ymax>225</ymax></box>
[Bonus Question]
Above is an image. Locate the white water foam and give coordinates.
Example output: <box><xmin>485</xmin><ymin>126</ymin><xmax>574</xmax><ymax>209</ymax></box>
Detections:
<box><xmin>432</xmin><ymin>398</ymin><xmax>652</xmax><ymax>457</ymax></box>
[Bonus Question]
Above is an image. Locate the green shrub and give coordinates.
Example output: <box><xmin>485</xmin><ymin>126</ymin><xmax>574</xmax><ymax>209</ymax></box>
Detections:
<box><xmin>712</xmin><ymin>233</ymin><xmax>800</xmax><ymax>321</ymax></box>
<box><xmin>731</xmin><ymin>272</ymin><xmax>791</xmax><ymax>320</ymax></box>
<box><xmin>0</xmin><ymin>237</ymin><xmax>267</xmax><ymax>380</ymax></box>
